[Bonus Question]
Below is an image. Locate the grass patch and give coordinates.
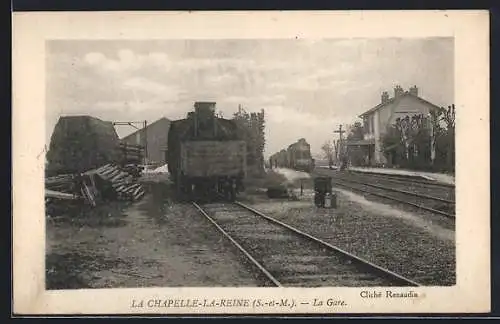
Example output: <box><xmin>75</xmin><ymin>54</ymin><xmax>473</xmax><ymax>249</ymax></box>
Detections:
<box><xmin>46</xmin><ymin>200</ymin><xmax>130</xmax><ymax>228</ymax></box>
<box><xmin>46</xmin><ymin>252</ymin><xmax>131</xmax><ymax>290</ymax></box>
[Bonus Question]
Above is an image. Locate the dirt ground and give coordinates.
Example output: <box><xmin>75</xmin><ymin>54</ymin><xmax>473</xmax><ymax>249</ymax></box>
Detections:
<box><xmin>46</xmin><ymin>181</ymin><xmax>262</xmax><ymax>289</ymax></box>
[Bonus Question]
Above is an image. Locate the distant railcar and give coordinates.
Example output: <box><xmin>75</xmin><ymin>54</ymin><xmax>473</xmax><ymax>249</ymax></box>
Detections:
<box><xmin>270</xmin><ymin>138</ymin><xmax>315</xmax><ymax>172</ymax></box>
<box><xmin>167</xmin><ymin>102</ymin><xmax>247</xmax><ymax>201</ymax></box>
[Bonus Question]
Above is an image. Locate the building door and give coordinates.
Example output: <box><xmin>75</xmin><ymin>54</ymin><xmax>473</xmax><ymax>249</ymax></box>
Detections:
<box><xmin>368</xmin><ymin>144</ymin><xmax>375</xmax><ymax>166</ymax></box>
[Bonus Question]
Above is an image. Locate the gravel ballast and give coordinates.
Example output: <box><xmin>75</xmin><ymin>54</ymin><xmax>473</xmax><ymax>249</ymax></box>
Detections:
<box><xmin>245</xmin><ymin>188</ymin><xmax>455</xmax><ymax>286</ymax></box>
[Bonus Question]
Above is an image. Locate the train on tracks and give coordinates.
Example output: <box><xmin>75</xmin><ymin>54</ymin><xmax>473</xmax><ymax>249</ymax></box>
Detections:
<box><xmin>269</xmin><ymin>138</ymin><xmax>315</xmax><ymax>173</ymax></box>
<box><xmin>167</xmin><ymin>102</ymin><xmax>247</xmax><ymax>201</ymax></box>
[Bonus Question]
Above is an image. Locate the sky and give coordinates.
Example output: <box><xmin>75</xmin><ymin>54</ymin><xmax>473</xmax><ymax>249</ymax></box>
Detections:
<box><xmin>46</xmin><ymin>38</ymin><xmax>454</xmax><ymax>158</ymax></box>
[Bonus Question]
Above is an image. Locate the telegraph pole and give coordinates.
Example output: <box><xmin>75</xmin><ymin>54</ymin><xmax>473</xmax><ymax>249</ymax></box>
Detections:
<box><xmin>334</xmin><ymin>124</ymin><xmax>346</xmax><ymax>142</ymax></box>
<box><xmin>334</xmin><ymin>125</ymin><xmax>346</xmax><ymax>158</ymax></box>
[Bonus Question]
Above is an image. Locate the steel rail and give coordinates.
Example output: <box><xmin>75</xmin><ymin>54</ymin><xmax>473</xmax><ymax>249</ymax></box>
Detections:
<box><xmin>192</xmin><ymin>202</ymin><xmax>282</xmax><ymax>287</ymax></box>
<box><xmin>335</xmin><ymin>176</ymin><xmax>455</xmax><ymax>204</ymax></box>
<box><xmin>235</xmin><ymin>201</ymin><xmax>422</xmax><ymax>287</ymax></box>
<box><xmin>331</xmin><ymin>179</ymin><xmax>456</xmax><ymax>219</ymax></box>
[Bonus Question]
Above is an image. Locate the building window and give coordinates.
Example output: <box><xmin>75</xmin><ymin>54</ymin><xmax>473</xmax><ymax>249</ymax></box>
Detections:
<box><xmin>369</xmin><ymin>115</ymin><xmax>374</xmax><ymax>134</ymax></box>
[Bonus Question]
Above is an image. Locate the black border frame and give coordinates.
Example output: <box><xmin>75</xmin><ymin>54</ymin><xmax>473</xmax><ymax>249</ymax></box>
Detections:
<box><xmin>8</xmin><ymin>1</ymin><xmax>499</xmax><ymax>320</ymax></box>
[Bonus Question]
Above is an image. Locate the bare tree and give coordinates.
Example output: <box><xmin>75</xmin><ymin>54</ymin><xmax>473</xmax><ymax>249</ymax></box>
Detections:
<box><xmin>321</xmin><ymin>141</ymin><xmax>335</xmax><ymax>167</ymax></box>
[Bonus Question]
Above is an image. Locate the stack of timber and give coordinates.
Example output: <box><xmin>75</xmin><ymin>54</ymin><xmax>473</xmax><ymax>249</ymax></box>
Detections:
<box><xmin>45</xmin><ymin>164</ymin><xmax>146</xmax><ymax>209</ymax></box>
<box><xmin>45</xmin><ymin>174</ymin><xmax>77</xmax><ymax>193</ymax></box>
<box><xmin>119</xmin><ymin>142</ymin><xmax>145</xmax><ymax>165</ymax></box>
<box><xmin>83</xmin><ymin>163</ymin><xmax>146</xmax><ymax>203</ymax></box>
<box><xmin>45</xmin><ymin>174</ymin><xmax>81</xmax><ymax>202</ymax></box>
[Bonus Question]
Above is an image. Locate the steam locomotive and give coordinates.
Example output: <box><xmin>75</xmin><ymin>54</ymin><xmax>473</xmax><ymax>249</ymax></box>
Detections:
<box><xmin>167</xmin><ymin>102</ymin><xmax>247</xmax><ymax>201</ymax></box>
<box><xmin>269</xmin><ymin>138</ymin><xmax>315</xmax><ymax>173</ymax></box>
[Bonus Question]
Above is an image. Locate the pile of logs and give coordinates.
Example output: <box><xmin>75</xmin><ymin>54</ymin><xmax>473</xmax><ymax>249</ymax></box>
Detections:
<box><xmin>45</xmin><ymin>174</ymin><xmax>77</xmax><ymax>193</ymax></box>
<box><xmin>119</xmin><ymin>143</ymin><xmax>145</xmax><ymax>165</ymax></box>
<box><xmin>84</xmin><ymin>163</ymin><xmax>145</xmax><ymax>203</ymax></box>
<box><xmin>46</xmin><ymin>174</ymin><xmax>81</xmax><ymax>203</ymax></box>
<box><xmin>45</xmin><ymin>163</ymin><xmax>146</xmax><ymax>208</ymax></box>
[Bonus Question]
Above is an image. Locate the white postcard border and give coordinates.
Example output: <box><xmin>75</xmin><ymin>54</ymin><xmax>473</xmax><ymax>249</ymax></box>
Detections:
<box><xmin>12</xmin><ymin>10</ymin><xmax>490</xmax><ymax>314</ymax></box>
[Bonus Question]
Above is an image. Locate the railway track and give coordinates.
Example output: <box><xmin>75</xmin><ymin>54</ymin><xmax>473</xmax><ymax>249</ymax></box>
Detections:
<box><xmin>335</xmin><ymin>173</ymin><xmax>455</xmax><ymax>203</ymax></box>
<box><xmin>330</xmin><ymin>177</ymin><xmax>455</xmax><ymax>219</ymax></box>
<box><xmin>193</xmin><ymin>201</ymin><xmax>421</xmax><ymax>287</ymax></box>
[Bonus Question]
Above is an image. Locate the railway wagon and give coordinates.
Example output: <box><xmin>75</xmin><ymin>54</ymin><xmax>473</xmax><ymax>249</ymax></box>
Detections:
<box><xmin>270</xmin><ymin>138</ymin><xmax>315</xmax><ymax>172</ymax></box>
<box><xmin>269</xmin><ymin>149</ymin><xmax>288</xmax><ymax>169</ymax></box>
<box><xmin>287</xmin><ymin>138</ymin><xmax>315</xmax><ymax>172</ymax></box>
<box><xmin>167</xmin><ymin>102</ymin><xmax>247</xmax><ymax>200</ymax></box>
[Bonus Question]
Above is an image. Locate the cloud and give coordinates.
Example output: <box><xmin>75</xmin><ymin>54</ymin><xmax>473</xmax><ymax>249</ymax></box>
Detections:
<box><xmin>177</xmin><ymin>58</ymin><xmax>258</xmax><ymax>71</ymax></box>
<box><xmin>205</xmin><ymin>73</ymin><xmax>238</xmax><ymax>85</ymax></box>
<box><xmin>266</xmin><ymin>105</ymin><xmax>326</xmax><ymax>125</ymax></box>
<box><xmin>222</xmin><ymin>96</ymin><xmax>249</xmax><ymax>104</ymax></box>
<box><xmin>222</xmin><ymin>94</ymin><xmax>286</xmax><ymax>106</ymax></box>
<box><xmin>260</xmin><ymin>94</ymin><xmax>287</xmax><ymax>103</ymax></box>
<box><xmin>83</xmin><ymin>49</ymin><xmax>173</xmax><ymax>73</ymax></box>
<box><xmin>84</xmin><ymin>52</ymin><xmax>106</xmax><ymax>65</ymax></box>
<box><xmin>122</xmin><ymin>77</ymin><xmax>181</xmax><ymax>98</ymax></box>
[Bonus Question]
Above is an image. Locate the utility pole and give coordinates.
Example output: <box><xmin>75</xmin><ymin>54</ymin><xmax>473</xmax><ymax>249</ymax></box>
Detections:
<box><xmin>143</xmin><ymin>120</ymin><xmax>148</xmax><ymax>165</ymax></box>
<box><xmin>334</xmin><ymin>124</ymin><xmax>346</xmax><ymax>162</ymax></box>
<box><xmin>334</xmin><ymin>124</ymin><xmax>346</xmax><ymax>143</ymax></box>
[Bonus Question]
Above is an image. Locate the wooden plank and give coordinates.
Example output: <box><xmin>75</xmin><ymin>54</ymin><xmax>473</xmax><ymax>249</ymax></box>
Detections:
<box><xmin>133</xmin><ymin>190</ymin><xmax>145</xmax><ymax>201</ymax></box>
<box><xmin>107</xmin><ymin>169</ymin><xmax>121</xmax><ymax>178</ymax></box>
<box><xmin>45</xmin><ymin>189</ymin><xmax>78</xmax><ymax>200</ymax></box>
<box><xmin>81</xmin><ymin>183</ymin><xmax>96</xmax><ymax>207</ymax></box>
<box><xmin>112</xmin><ymin>180</ymin><xmax>128</xmax><ymax>188</ymax></box>
<box><xmin>132</xmin><ymin>186</ymin><xmax>142</xmax><ymax>196</ymax></box>
<box><xmin>101</xmin><ymin>167</ymin><xmax>119</xmax><ymax>176</ymax></box>
<box><xmin>123</xmin><ymin>183</ymin><xmax>141</xmax><ymax>193</ymax></box>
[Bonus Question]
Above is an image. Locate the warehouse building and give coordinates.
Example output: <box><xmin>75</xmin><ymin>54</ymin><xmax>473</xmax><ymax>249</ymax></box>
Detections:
<box><xmin>120</xmin><ymin>117</ymin><xmax>171</xmax><ymax>166</ymax></box>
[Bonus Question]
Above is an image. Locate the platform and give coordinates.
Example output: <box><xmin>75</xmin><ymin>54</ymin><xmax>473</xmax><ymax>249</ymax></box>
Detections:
<box><xmin>347</xmin><ymin>167</ymin><xmax>455</xmax><ymax>185</ymax></box>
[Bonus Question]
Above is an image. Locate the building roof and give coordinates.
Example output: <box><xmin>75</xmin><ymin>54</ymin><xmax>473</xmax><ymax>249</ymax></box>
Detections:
<box><xmin>359</xmin><ymin>92</ymin><xmax>442</xmax><ymax>118</ymax></box>
<box><xmin>120</xmin><ymin>117</ymin><xmax>170</xmax><ymax>140</ymax></box>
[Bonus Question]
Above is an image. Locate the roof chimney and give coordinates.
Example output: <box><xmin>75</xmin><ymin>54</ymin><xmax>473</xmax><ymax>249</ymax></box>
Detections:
<box><xmin>409</xmin><ymin>85</ymin><xmax>419</xmax><ymax>96</ymax></box>
<box><xmin>381</xmin><ymin>91</ymin><xmax>389</xmax><ymax>104</ymax></box>
<box><xmin>394</xmin><ymin>85</ymin><xmax>404</xmax><ymax>98</ymax></box>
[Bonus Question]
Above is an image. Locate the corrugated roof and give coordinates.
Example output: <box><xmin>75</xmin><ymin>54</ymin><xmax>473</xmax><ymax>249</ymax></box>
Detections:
<box><xmin>359</xmin><ymin>93</ymin><xmax>442</xmax><ymax>118</ymax></box>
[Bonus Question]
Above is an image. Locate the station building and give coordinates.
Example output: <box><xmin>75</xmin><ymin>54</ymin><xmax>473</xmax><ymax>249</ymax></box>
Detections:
<box><xmin>347</xmin><ymin>85</ymin><xmax>441</xmax><ymax>166</ymax></box>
